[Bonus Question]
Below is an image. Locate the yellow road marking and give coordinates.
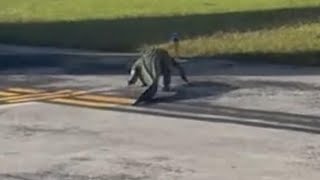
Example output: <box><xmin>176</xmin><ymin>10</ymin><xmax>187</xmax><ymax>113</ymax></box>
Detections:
<box><xmin>7</xmin><ymin>88</ymin><xmax>43</xmax><ymax>94</ymax></box>
<box><xmin>7</xmin><ymin>90</ymin><xmax>90</xmax><ymax>104</ymax></box>
<box><xmin>50</xmin><ymin>98</ymin><xmax>118</xmax><ymax>108</ymax></box>
<box><xmin>75</xmin><ymin>94</ymin><xmax>136</xmax><ymax>105</ymax></box>
<box><xmin>0</xmin><ymin>91</ymin><xmax>19</xmax><ymax>97</ymax></box>
<box><xmin>1</xmin><ymin>87</ymin><xmax>136</xmax><ymax>108</ymax></box>
<box><xmin>5</xmin><ymin>90</ymin><xmax>73</xmax><ymax>103</ymax></box>
<box><xmin>7</xmin><ymin>87</ymin><xmax>136</xmax><ymax>105</ymax></box>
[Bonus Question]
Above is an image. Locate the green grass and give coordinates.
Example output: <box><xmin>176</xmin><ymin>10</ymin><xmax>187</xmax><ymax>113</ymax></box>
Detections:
<box><xmin>1</xmin><ymin>0</ymin><xmax>319</xmax><ymax>22</ymax></box>
<box><xmin>162</xmin><ymin>23</ymin><xmax>320</xmax><ymax>55</ymax></box>
<box><xmin>0</xmin><ymin>0</ymin><xmax>320</xmax><ymax>64</ymax></box>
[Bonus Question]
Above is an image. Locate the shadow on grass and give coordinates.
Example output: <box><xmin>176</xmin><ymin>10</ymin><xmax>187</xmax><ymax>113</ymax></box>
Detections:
<box><xmin>0</xmin><ymin>6</ymin><xmax>319</xmax><ymax>51</ymax></box>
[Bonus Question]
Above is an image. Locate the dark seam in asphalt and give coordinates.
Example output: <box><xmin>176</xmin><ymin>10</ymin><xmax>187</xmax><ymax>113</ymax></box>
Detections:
<box><xmin>9</xmin><ymin>100</ymin><xmax>318</xmax><ymax>135</ymax></box>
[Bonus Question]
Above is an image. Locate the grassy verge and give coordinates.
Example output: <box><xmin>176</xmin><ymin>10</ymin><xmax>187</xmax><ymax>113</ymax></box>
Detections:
<box><xmin>1</xmin><ymin>0</ymin><xmax>318</xmax><ymax>22</ymax></box>
<box><xmin>0</xmin><ymin>0</ymin><xmax>320</xmax><ymax>64</ymax></box>
<box><xmin>161</xmin><ymin>23</ymin><xmax>320</xmax><ymax>65</ymax></box>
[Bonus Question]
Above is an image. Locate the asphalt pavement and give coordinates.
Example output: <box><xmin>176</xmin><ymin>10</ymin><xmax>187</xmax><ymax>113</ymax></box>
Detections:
<box><xmin>1</xmin><ymin>45</ymin><xmax>320</xmax><ymax>180</ymax></box>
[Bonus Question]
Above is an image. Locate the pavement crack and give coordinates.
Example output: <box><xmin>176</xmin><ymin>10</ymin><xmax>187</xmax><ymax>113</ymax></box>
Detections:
<box><xmin>0</xmin><ymin>174</ymin><xmax>33</xmax><ymax>180</ymax></box>
<box><xmin>9</xmin><ymin>125</ymin><xmax>100</xmax><ymax>137</ymax></box>
<box><xmin>0</xmin><ymin>172</ymin><xmax>150</xmax><ymax>180</ymax></box>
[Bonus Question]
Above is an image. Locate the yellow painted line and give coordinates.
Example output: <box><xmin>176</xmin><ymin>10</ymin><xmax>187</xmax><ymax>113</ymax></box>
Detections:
<box><xmin>5</xmin><ymin>90</ymin><xmax>73</xmax><ymax>103</ymax></box>
<box><xmin>0</xmin><ymin>91</ymin><xmax>19</xmax><ymax>97</ymax></box>
<box><xmin>7</xmin><ymin>88</ymin><xmax>43</xmax><ymax>94</ymax></box>
<box><xmin>75</xmin><ymin>94</ymin><xmax>136</xmax><ymax>105</ymax></box>
<box><xmin>2</xmin><ymin>87</ymin><xmax>135</xmax><ymax>107</ymax></box>
<box><xmin>50</xmin><ymin>98</ymin><xmax>118</xmax><ymax>108</ymax></box>
<box><xmin>0</xmin><ymin>91</ymin><xmax>62</xmax><ymax>101</ymax></box>
<box><xmin>1</xmin><ymin>89</ymin><xmax>78</xmax><ymax>102</ymax></box>
<box><xmin>7</xmin><ymin>90</ymin><xmax>91</xmax><ymax>104</ymax></box>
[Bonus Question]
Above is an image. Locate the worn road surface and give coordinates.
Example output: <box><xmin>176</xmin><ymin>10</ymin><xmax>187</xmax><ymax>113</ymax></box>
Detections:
<box><xmin>0</xmin><ymin>45</ymin><xmax>320</xmax><ymax>180</ymax></box>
